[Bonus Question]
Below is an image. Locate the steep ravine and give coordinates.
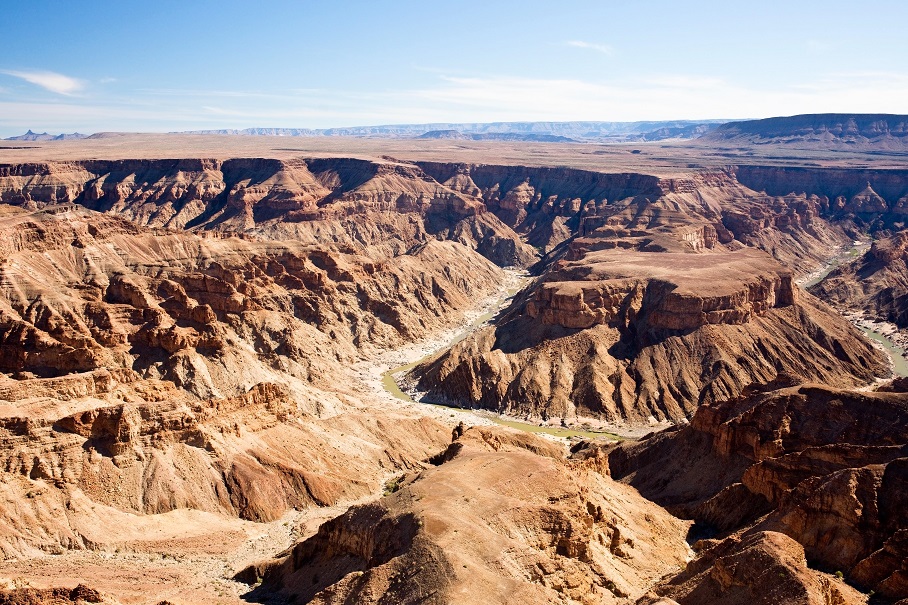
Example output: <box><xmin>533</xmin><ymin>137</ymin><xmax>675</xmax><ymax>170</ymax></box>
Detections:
<box><xmin>369</xmin><ymin>270</ymin><xmax>625</xmax><ymax>439</ymax></box>
<box><xmin>805</xmin><ymin>238</ymin><xmax>908</xmax><ymax>378</ymax></box>
<box><xmin>3</xmin><ymin>157</ymin><xmax>908</xmax><ymax>603</ymax></box>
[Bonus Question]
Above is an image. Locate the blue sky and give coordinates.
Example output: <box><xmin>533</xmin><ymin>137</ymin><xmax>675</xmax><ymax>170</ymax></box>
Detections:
<box><xmin>1</xmin><ymin>0</ymin><xmax>906</xmax><ymax>136</ymax></box>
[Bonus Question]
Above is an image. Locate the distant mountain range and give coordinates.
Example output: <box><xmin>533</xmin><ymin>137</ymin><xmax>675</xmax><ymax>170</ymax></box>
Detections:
<box><xmin>4</xmin><ymin>121</ymin><xmax>725</xmax><ymax>143</ymax></box>
<box><xmin>175</xmin><ymin>120</ymin><xmax>728</xmax><ymax>142</ymax></box>
<box><xmin>8</xmin><ymin>115</ymin><xmax>908</xmax><ymax>149</ymax></box>
<box><xmin>4</xmin><ymin>129</ymin><xmax>88</xmax><ymax>141</ymax></box>
<box><xmin>700</xmin><ymin>113</ymin><xmax>908</xmax><ymax>150</ymax></box>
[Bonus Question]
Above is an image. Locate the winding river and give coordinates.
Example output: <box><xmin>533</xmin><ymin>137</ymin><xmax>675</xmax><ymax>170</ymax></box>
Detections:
<box><xmin>800</xmin><ymin>240</ymin><xmax>908</xmax><ymax>378</ymax></box>
<box><xmin>380</xmin><ymin>275</ymin><xmax>620</xmax><ymax>440</ymax></box>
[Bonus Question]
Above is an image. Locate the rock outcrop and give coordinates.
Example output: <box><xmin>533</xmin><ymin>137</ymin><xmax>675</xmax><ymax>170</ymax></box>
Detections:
<box><xmin>637</xmin><ymin>531</ymin><xmax>866</xmax><ymax>605</ymax></box>
<box><xmin>412</xmin><ymin>248</ymin><xmax>886</xmax><ymax>424</ymax></box>
<box><xmin>604</xmin><ymin>383</ymin><xmax>908</xmax><ymax>601</ymax></box>
<box><xmin>0</xmin><ymin>584</ymin><xmax>107</xmax><ymax>605</ymax></box>
<box><xmin>243</xmin><ymin>426</ymin><xmax>692</xmax><ymax>605</ymax></box>
<box><xmin>0</xmin><ymin>204</ymin><xmax>504</xmax><ymax>381</ymax></box>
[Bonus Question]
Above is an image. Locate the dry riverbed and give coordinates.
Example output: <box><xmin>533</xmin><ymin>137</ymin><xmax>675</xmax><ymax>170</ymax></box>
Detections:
<box><xmin>356</xmin><ymin>270</ymin><xmax>656</xmax><ymax>441</ymax></box>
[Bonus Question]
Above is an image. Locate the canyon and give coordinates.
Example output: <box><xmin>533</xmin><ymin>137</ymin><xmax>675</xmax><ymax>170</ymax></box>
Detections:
<box><xmin>0</xmin><ymin>126</ymin><xmax>906</xmax><ymax>604</ymax></box>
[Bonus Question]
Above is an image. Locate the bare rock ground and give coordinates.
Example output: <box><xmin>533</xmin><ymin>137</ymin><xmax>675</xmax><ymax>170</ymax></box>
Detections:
<box><xmin>1</xmin><ymin>145</ymin><xmax>908</xmax><ymax>603</ymax></box>
<box><xmin>246</xmin><ymin>425</ymin><xmax>692</xmax><ymax>605</ymax></box>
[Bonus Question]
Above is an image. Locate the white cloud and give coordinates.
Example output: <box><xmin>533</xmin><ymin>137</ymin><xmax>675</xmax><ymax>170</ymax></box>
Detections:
<box><xmin>566</xmin><ymin>40</ymin><xmax>614</xmax><ymax>56</ymax></box>
<box><xmin>3</xmin><ymin>71</ymin><xmax>908</xmax><ymax>135</ymax></box>
<box><xmin>405</xmin><ymin>72</ymin><xmax>908</xmax><ymax>122</ymax></box>
<box><xmin>1</xmin><ymin>70</ymin><xmax>85</xmax><ymax>95</ymax></box>
<box><xmin>806</xmin><ymin>39</ymin><xmax>832</xmax><ymax>53</ymax></box>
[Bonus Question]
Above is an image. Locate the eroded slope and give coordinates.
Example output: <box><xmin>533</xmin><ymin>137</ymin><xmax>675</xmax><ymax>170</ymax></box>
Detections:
<box><xmin>0</xmin><ymin>203</ymin><xmax>509</xmax><ymax>561</ymax></box>
<box><xmin>245</xmin><ymin>425</ymin><xmax>691</xmax><ymax>605</ymax></box>
<box><xmin>603</xmin><ymin>382</ymin><xmax>908</xmax><ymax>602</ymax></box>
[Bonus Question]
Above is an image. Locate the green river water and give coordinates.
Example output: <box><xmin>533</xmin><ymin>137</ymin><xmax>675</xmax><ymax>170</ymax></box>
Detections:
<box><xmin>803</xmin><ymin>240</ymin><xmax>908</xmax><ymax>378</ymax></box>
<box><xmin>380</xmin><ymin>283</ymin><xmax>620</xmax><ymax>441</ymax></box>
<box><xmin>860</xmin><ymin>327</ymin><xmax>908</xmax><ymax>378</ymax></box>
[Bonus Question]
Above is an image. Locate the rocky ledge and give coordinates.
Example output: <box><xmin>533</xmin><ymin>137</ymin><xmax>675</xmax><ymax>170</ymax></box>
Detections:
<box><xmin>527</xmin><ymin>248</ymin><xmax>796</xmax><ymax>333</ymax></box>
<box><xmin>604</xmin><ymin>381</ymin><xmax>908</xmax><ymax>601</ymax></box>
<box><xmin>411</xmin><ymin>248</ymin><xmax>884</xmax><ymax>424</ymax></box>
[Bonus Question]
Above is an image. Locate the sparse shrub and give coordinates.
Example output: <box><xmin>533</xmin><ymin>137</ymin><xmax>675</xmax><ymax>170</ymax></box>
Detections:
<box><xmin>383</xmin><ymin>475</ymin><xmax>403</xmax><ymax>496</ymax></box>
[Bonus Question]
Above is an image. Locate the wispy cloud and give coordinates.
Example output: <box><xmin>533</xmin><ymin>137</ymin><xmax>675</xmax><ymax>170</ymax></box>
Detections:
<box><xmin>1</xmin><ymin>70</ymin><xmax>85</xmax><ymax>95</ymax></box>
<box><xmin>566</xmin><ymin>40</ymin><xmax>614</xmax><ymax>56</ymax></box>
<box><xmin>408</xmin><ymin>72</ymin><xmax>908</xmax><ymax>122</ymax></box>
<box><xmin>4</xmin><ymin>71</ymin><xmax>908</xmax><ymax>136</ymax></box>
<box><xmin>806</xmin><ymin>39</ymin><xmax>832</xmax><ymax>54</ymax></box>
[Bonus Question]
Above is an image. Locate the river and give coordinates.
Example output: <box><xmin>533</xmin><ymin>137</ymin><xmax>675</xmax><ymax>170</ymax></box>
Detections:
<box><xmin>850</xmin><ymin>317</ymin><xmax>908</xmax><ymax>378</ymax></box>
<box><xmin>379</xmin><ymin>273</ymin><xmax>621</xmax><ymax>441</ymax></box>
<box><xmin>798</xmin><ymin>240</ymin><xmax>870</xmax><ymax>289</ymax></box>
<box><xmin>801</xmin><ymin>240</ymin><xmax>908</xmax><ymax>379</ymax></box>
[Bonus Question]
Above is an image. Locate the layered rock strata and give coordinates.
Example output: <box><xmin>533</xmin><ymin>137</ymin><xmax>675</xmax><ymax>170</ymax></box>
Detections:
<box><xmin>412</xmin><ymin>248</ymin><xmax>886</xmax><ymax>424</ymax></box>
<box><xmin>604</xmin><ymin>382</ymin><xmax>908</xmax><ymax>601</ymax></box>
<box><xmin>0</xmin><ymin>159</ymin><xmax>537</xmax><ymax>267</ymax></box>
<box><xmin>0</xmin><ymin>203</ymin><xmax>509</xmax><ymax>556</ymax></box>
<box><xmin>244</xmin><ymin>425</ymin><xmax>691</xmax><ymax>605</ymax></box>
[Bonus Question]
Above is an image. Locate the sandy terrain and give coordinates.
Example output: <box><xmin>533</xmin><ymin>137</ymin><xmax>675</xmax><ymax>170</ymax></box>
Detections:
<box><xmin>0</xmin><ymin>503</ymin><xmax>362</xmax><ymax>604</ymax></box>
<box><xmin>2</xmin><ymin>134</ymin><xmax>907</xmax><ymax>176</ymax></box>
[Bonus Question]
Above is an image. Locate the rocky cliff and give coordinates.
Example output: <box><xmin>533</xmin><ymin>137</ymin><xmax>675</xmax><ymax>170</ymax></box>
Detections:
<box><xmin>412</xmin><ymin>247</ymin><xmax>885</xmax><ymax>424</ymax></box>
<box><xmin>244</xmin><ymin>425</ymin><xmax>692</xmax><ymax>605</ymax></box>
<box><xmin>416</xmin><ymin>163</ymin><xmax>665</xmax><ymax>252</ymax></box>
<box><xmin>0</xmin><ymin>158</ymin><xmax>538</xmax><ymax>267</ymax></box>
<box><xmin>604</xmin><ymin>382</ymin><xmax>908</xmax><ymax>601</ymax></box>
<box><xmin>733</xmin><ymin>165</ymin><xmax>908</xmax><ymax>225</ymax></box>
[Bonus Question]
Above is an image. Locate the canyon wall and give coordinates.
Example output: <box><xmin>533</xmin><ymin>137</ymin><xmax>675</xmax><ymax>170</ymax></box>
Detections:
<box><xmin>605</xmin><ymin>382</ymin><xmax>908</xmax><ymax>601</ymax></box>
<box><xmin>0</xmin><ymin>202</ymin><xmax>509</xmax><ymax>556</ymax></box>
<box><xmin>0</xmin><ymin>159</ymin><xmax>538</xmax><ymax>267</ymax></box>
<box><xmin>734</xmin><ymin>166</ymin><xmax>908</xmax><ymax>218</ymax></box>
<box><xmin>412</xmin><ymin>248</ymin><xmax>884</xmax><ymax>424</ymax></box>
